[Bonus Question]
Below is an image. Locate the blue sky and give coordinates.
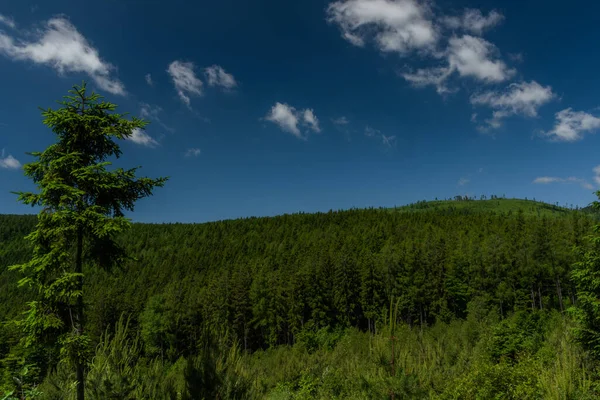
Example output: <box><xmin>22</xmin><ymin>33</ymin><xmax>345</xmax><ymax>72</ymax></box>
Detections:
<box><xmin>1</xmin><ymin>0</ymin><xmax>600</xmax><ymax>223</ymax></box>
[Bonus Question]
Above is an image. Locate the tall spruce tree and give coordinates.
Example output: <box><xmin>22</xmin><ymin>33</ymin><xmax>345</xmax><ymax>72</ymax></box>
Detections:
<box><xmin>9</xmin><ymin>83</ymin><xmax>167</xmax><ymax>399</ymax></box>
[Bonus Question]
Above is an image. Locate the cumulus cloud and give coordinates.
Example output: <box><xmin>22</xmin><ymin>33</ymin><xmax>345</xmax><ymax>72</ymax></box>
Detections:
<box><xmin>442</xmin><ymin>9</ymin><xmax>503</xmax><ymax>34</ymax></box>
<box><xmin>126</xmin><ymin>128</ymin><xmax>158</xmax><ymax>147</ymax></box>
<box><xmin>0</xmin><ymin>17</ymin><xmax>125</xmax><ymax>95</ymax></box>
<box><xmin>0</xmin><ymin>14</ymin><xmax>16</xmax><ymax>29</ymax></box>
<box><xmin>303</xmin><ymin>109</ymin><xmax>321</xmax><ymax>132</ymax></box>
<box><xmin>0</xmin><ymin>150</ymin><xmax>21</xmax><ymax>169</ymax></box>
<box><xmin>447</xmin><ymin>35</ymin><xmax>514</xmax><ymax>82</ymax></box>
<box><xmin>185</xmin><ymin>148</ymin><xmax>201</xmax><ymax>157</ymax></box>
<box><xmin>265</xmin><ymin>103</ymin><xmax>301</xmax><ymax>137</ymax></box>
<box><xmin>145</xmin><ymin>73</ymin><xmax>153</xmax><ymax>86</ymax></box>
<box><xmin>264</xmin><ymin>102</ymin><xmax>321</xmax><ymax>139</ymax></box>
<box><xmin>204</xmin><ymin>65</ymin><xmax>237</xmax><ymax>89</ymax></box>
<box><xmin>400</xmin><ymin>35</ymin><xmax>513</xmax><ymax>92</ymax></box>
<box><xmin>470</xmin><ymin>81</ymin><xmax>555</xmax><ymax>128</ymax></box>
<box><xmin>326</xmin><ymin>0</ymin><xmax>438</xmax><ymax>54</ymax></box>
<box><xmin>533</xmin><ymin>176</ymin><xmax>594</xmax><ymax>190</ymax></box>
<box><xmin>543</xmin><ymin>108</ymin><xmax>600</xmax><ymax>142</ymax></box>
<box><xmin>167</xmin><ymin>61</ymin><xmax>203</xmax><ymax>107</ymax></box>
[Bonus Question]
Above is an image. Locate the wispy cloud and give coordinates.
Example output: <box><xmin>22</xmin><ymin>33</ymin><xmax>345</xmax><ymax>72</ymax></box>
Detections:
<box><xmin>381</xmin><ymin>134</ymin><xmax>396</xmax><ymax>147</ymax></box>
<box><xmin>458</xmin><ymin>177</ymin><xmax>469</xmax><ymax>186</ymax></box>
<box><xmin>332</xmin><ymin>116</ymin><xmax>349</xmax><ymax>125</ymax></box>
<box><xmin>543</xmin><ymin>108</ymin><xmax>600</xmax><ymax>142</ymax></box>
<box><xmin>533</xmin><ymin>176</ymin><xmax>594</xmax><ymax>190</ymax></box>
<box><xmin>471</xmin><ymin>81</ymin><xmax>555</xmax><ymax>129</ymax></box>
<box><xmin>204</xmin><ymin>65</ymin><xmax>237</xmax><ymax>90</ymax></box>
<box><xmin>401</xmin><ymin>66</ymin><xmax>453</xmax><ymax>94</ymax></box>
<box><xmin>139</xmin><ymin>103</ymin><xmax>174</xmax><ymax>133</ymax></box>
<box><xmin>508</xmin><ymin>52</ymin><xmax>524</xmax><ymax>63</ymax></box>
<box><xmin>365</xmin><ymin>126</ymin><xmax>395</xmax><ymax>147</ymax></box>
<box><xmin>441</xmin><ymin>9</ymin><xmax>503</xmax><ymax>35</ymax></box>
<box><xmin>145</xmin><ymin>73</ymin><xmax>153</xmax><ymax>86</ymax></box>
<box><xmin>0</xmin><ymin>14</ymin><xmax>16</xmax><ymax>29</ymax></box>
<box><xmin>0</xmin><ymin>149</ymin><xmax>21</xmax><ymax>169</ymax></box>
<box><xmin>185</xmin><ymin>148</ymin><xmax>201</xmax><ymax>157</ymax></box>
<box><xmin>264</xmin><ymin>102</ymin><xmax>321</xmax><ymax>139</ymax></box>
<box><xmin>126</xmin><ymin>128</ymin><xmax>158</xmax><ymax>147</ymax></box>
<box><xmin>0</xmin><ymin>16</ymin><xmax>125</xmax><ymax>95</ymax></box>
<box><xmin>167</xmin><ymin>61</ymin><xmax>203</xmax><ymax>108</ymax></box>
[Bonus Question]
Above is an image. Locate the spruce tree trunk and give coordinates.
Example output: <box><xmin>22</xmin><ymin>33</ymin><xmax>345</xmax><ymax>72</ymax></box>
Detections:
<box><xmin>75</xmin><ymin>226</ymin><xmax>84</xmax><ymax>400</ymax></box>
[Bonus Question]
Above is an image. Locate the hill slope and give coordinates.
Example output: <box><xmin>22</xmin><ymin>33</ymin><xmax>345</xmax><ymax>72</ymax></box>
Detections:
<box><xmin>0</xmin><ymin>198</ymin><xmax>598</xmax><ymax>398</ymax></box>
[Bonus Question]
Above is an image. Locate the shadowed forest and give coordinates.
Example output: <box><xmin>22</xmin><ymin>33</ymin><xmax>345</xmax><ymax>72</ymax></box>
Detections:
<box><xmin>3</xmin><ymin>198</ymin><xmax>600</xmax><ymax>399</ymax></box>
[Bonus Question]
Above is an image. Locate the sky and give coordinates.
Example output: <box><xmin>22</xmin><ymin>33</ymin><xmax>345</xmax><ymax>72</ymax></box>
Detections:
<box><xmin>1</xmin><ymin>0</ymin><xmax>600</xmax><ymax>223</ymax></box>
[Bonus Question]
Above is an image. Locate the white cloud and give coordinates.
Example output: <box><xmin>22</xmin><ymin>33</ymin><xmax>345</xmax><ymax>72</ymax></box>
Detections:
<box><xmin>185</xmin><ymin>148</ymin><xmax>201</xmax><ymax>157</ymax></box>
<box><xmin>333</xmin><ymin>116</ymin><xmax>349</xmax><ymax>125</ymax></box>
<box><xmin>0</xmin><ymin>150</ymin><xmax>21</xmax><ymax>169</ymax></box>
<box><xmin>140</xmin><ymin>103</ymin><xmax>161</xmax><ymax>120</ymax></box>
<box><xmin>126</xmin><ymin>128</ymin><xmax>158</xmax><ymax>147</ymax></box>
<box><xmin>442</xmin><ymin>9</ymin><xmax>503</xmax><ymax>34</ymax></box>
<box><xmin>303</xmin><ymin>109</ymin><xmax>321</xmax><ymax>132</ymax></box>
<box><xmin>0</xmin><ymin>17</ymin><xmax>125</xmax><ymax>95</ymax></box>
<box><xmin>365</xmin><ymin>126</ymin><xmax>395</xmax><ymax>147</ymax></box>
<box><xmin>139</xmin><ymin>103</ymin><xmax>174</xmax><ymax>134</ymax></box>
<box><xmin>508</xmin><ymin>52</ymin><xmax>524</xmax><ymax>63</ymax></box>
<box><xmin>264</xmin><ymin>102</ymin><xmax>321</xmax><ymax>139</ymax></box>
<box><xmin>401</xmin><ymin>66</ymin><xmax>453</xmax><ymax>94</ymax></box>
<box><xmin>458</xmin><ymin>177</ymin><xmax>469</xmax><ymax>186</ymax></box>
<box><xmin>594</xmin><ymin>166</ymin><xmax>600</xmax><ymax>186</ymax></box>
<box><xmin>400</xmin><ymin>35</ymin><xmax>513</xmax><ymax>92</ymax></box>
<box><xmin>167</xmin><ymin>61</ymin><xmax>203</xmax><ymax>107</ymax></box>
<box><xmin>533</xmin><ymin>176</ymin><xmax>594</xmax><ymax>190</ymax></box>
<box><xmin>365</xmin><ymin>125</ymin><xmax>380</xmax><ymax>137</ymax></box>
<box><xmin>265</xmin><ymin>102</ymin><xmax>301</xmax><ymax>137</ymax></box>
<box><xmin>544</xmin><ymin>108</ymin><xmax>600</xmax><ymax>142</ymax></box>
<box><xmin>0</xmin><ymin>14</ymin><xmax>16</xmax><ymax>29</ymax></box>
<box><xmin>533</xmin><ymin>176</ymin><xmax>562</xmax><ymax>184</ymax></box>
<box><xmin>381</xmin><ymin>134</ymin><xmax>396</xmax><ymax>147</ymax></box>
<box><xmin>326</xmin><ymin>0</ymin><xmax>438</xmax><ymax>54</ymax></box>
<box><xmin>470</xmin><ymin>81</ymin><xmax>555</xmax><ymax>128</ymax></box>
<box><xmin>145</xmin><ymin>73</ymin><xmax>153</xmax><ymax>86</ymax></box>
<box><xmin>204</xmin><ymin>65</ymin><xmax>237</xmax><ymax>89</ymax></box>
<box><xmin>447</xmin><ymin>35</ymin><xmax>514</xmax><ymax>82</ymax></box>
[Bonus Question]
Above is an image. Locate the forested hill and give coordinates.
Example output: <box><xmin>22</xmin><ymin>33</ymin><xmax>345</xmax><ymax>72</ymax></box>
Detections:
<box><xmin>1</xmin><ymin>198</ymin><xmax>599</xmax><ymax>398</ymax></box>
<box><xmin>0</xmin><ymin>198</ymin><xmax>593</xmax><ymax>344</ymax></box>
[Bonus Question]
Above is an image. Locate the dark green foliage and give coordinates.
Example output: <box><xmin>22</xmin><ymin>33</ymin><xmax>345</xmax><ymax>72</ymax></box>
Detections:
<box><xmin>571</xmin><ymin>191</ymin><xmax>600</xmax><ymax>359</ymax></box>
<box><xmin>0</xmin><ymin>198</ymin><xmax>598</xmax><ymax>397</ymax></box>
<box><xmin>3</xmin><ymin>83</ymin><xmax>166</xmax><ymax>398</ymax></box>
